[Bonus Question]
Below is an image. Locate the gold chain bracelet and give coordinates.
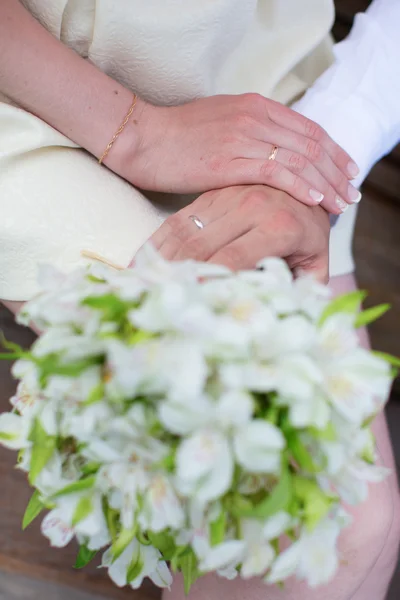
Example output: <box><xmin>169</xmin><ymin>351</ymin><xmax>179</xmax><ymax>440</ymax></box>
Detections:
<box><xmin>98</xmin><ymin>93</ymin><xmax>138</xmax><ymax>165</ymax></box>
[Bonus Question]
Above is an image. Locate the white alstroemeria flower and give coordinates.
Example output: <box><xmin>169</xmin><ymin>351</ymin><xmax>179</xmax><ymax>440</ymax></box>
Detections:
<box><xmin>198</xmin><ymin>540</ymin><xmax>246</xmax><ymax>574</ymax></box>
<box><xmin>316</xmin><ymin>314</ymin><xmax>359</xmax><ymax>361</ymax></box>
<box><xmin>330</xmin><ymin>458</ymin><xmax>389</xmax><ymax>505</ymax></box>
<box><xmin>32</xmin><ymin>327</ymin><xmax>104</xmax><ymax>362</ymax></box>
<box><xmin>176</xmin><ymin>430</ymin><xmax>234</xmax><ymax>503</ymax></box>
<box><xmin>106</xmin><ymin>338</ymin><xmax>207</xmax><ymax>401</ymax></box>
<box><xmin>45</xmin><ymin>366</ymin><xmax>103</xmax><ymax>405</ymax></box>
<box><xmin>35</xmin><ymin>452</ymin><xmax>79</xmax><ymax>497</ymax></box>
<box><xmin>0</xmin><ymin>412</ymin><xmax>31</xmax><ymax>450</ymax></box>
<box><xmin>41</xmin><ymin>508</ymin><xmax>75</xmax><ymax>548</ymax></box>
<box><xmin>292</xmin><ymin>275</ymin><xmax>331</xmax><ymax>320</ymax></box>
<box><xmin>255</xmin><ymin>315</ymin><xmax>315</xmax><ymax>361</ymax></box>
<box><xmin>11</xmin><ymin>359</ymin><xmax>41</xmax><ymax>397</ymax></box>
<box><xmin>10</xmin><ymin>381</ymin><xmax>40</xmax><ymax>419</ymax></box>
<box><xmin>233</xmin><ymin>421</ymin><xmax>285</xmax><ymax>474</ymax></box>
<box><xmin>61</xmin><ymin>402</ymin><xmax>114</xmax><ymax>441</ymax></box>
<box><xmin>158</xmin><ymin>395</ymin><xmax>214</xmax><ymax>435</ymax></box>
<box><xmin>215</xmin><ymin>391</ymin><xmax>254</xmax><ymax>429</ymax></box>
<box><xmin>102</xmin><ymin>540</ymin><xmax>172</xmax><ymax>589</ymax></box>
<box><xmin>323</xmin><ymin>349</ymin><xmax>391</xmax><ymax>425</ymax></box>
<box><xmin>50</xmin><ymin>492</ymin><xmax>107</xmax><ymax>540</ymax></box>
<box><xmin>240</xmin><ymin>519</ymin><xmax>275</xmax><ymax>578</ymax></box>
<box><xmin>97</xmin><ymin>462</ymin><xmax>150</xmax><ymax>529</ymax></box>
<box><xmin>283</xmin><ymin>392</ymin><xmax>331</xmax><ymax>429</ymax></box>
<box><xmin>262</xmin><ymin>511</ymin><xmax>293</xmax><ymax>541</ymax></box>
<box><xmin>266</xmin><ymin>518</ymin><xmax>341</xmax><ymax>587</ymax></box>
<box><xmin>138</xmin><ymin>474</ymin><xmax>185</xmax><ymax>532</ymax></box>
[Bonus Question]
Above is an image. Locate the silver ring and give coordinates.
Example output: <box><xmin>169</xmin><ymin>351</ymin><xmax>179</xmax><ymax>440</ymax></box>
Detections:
<box><xmin>189</xmin><ymin>215</ymin><xmax>205</xmax><ymax>230</ymax></box>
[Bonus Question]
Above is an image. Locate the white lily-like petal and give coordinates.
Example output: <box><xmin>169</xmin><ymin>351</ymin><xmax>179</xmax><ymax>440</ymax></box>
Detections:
<box><xmin>158</xmin><ymin>396</ymin><xmax>213</xmax><ymax>435</ymax></box>
<box><xmin>138</xmin><ymin>474</ymin><xmax>185</xmax><ymax>532</ymax></box>
<box><xmin>240</xmin><ymin>520</ymin><xmax>275</xmax><ymax>578</ymax></box>
<box><xmin>256</xmin><ymin>315</ymin><xmax>315</xmax><ymax>360</ymax></box>
<box><xmin>234</xmin><ymin>421</ymin><xmax>285</xmax><ymax>474</ymax></box>
<box><xmin>176</xmin><ymin>430</ymin><xmax>233</xmax><ymax>503</ymax></box>
<box><xmin>296</xmin><ymin>520</ymin><xmax>340</xmax><ymax>587</ymax></box>
<box><xmin>0</xmin><ymin>412</ymin><xmax>31</xmax><ymax>450</ymax></box>
<box><xmin>263</xmin><ymin>511</ymin><xmax>293</xmax><ymax>541</ymax></box>
<box><xmin>41</xmin><ymin>508</ymin><xmax>74</xmax><ymax>548</ymax></box>
<box><xmin>215</xmin><ymin>391</ymin><xmax>254</xmax><ymax>429</ymax></box>
<box><xmin>266</xmin><ymin>541</ymin><xmax>302</xmax><ymax>584</ymax></box>
<box><xmin>198</xmin><ymin>540</ymin><xmax>246</xmax><ymax>573</ymax></box>
<box><xmin>10</xmin><ymin>381</ymin><xmax>39</xmax><ymax>418</ymax></box>
<box><xmin>316</xmin><ymin>313</ymin><xmax>359</xmax><ymax>361</ymax></box>
<box><xmin>285</xmin><ymin>393</ymin><xmax>331</xmax><ymax>429</ymax></box>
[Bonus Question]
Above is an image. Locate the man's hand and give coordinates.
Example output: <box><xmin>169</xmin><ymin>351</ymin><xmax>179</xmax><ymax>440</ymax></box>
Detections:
<box><xmin>143</xmin><ymin>186</ymin><xmax>330</xmax><ymax>282</ymax></box>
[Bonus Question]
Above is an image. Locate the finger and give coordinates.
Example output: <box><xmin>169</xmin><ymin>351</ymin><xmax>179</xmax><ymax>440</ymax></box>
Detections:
<box><xmin>267</xmin><ymin>147</ymin><xmax>352</xmax><ymax>215</ymax></box>
<box><xmin>172</xmin><ymin>212</ymin><xmax>253</xmax><ymax>262</ymax></box>
<box><xmin>208</xmin><ymin>226</ymin><xmax>298</xmax><ymax>272</ymax></box>
<box><xmin>255</xmin><ymin>125</ymin><xmax>361</xmax><ymax>208</ymax></box>
<box><xmin>266</xmin><ymin>100</ymin><xmax>360</xmax><ymax>179</ymax></box>
<box><xmin>229</xmin><ymin>158</ymin><xmax>324</xmax><ymax>209</ymax></box>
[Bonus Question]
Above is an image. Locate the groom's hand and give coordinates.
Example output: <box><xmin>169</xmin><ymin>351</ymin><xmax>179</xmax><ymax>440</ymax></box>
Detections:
<box><xmin>147</xmin><ymin>185</ymin><xmax>330</xmax><ymax>282</ymax></box>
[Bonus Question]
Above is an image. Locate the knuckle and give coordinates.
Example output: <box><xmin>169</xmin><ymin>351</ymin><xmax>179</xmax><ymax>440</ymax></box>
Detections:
<box><xmin>260</xmin><ymin>159</ymin><xmax>280</xmax><ymax>182</ymax></box>
<box><xmin>288</xmin><ymin>153</ymin><xmax>308</xmax><ymax>174</ymax></box>
<box><xmin>304</xmin><ymin>118</ymin><xmax>323</xmax><ymax>141</ymax></box>
<box><xmin>241</xmin><ymin>92</ymin><xmax>265</xmax><ymax>112</ymax></box>
<box><xmin>232</xmin><ymin>111</ymin><xmax>257</xmax><ymax>131</ymax></box>
<box><xmin>239</xmin><ymin>189</ymin><xmax>267</xmax><ymax>212</ymax></box>
<box><xmin>306</xmin><ymin>139</ymin><xmax>324</xmax><ymax>163</ymax></box>
<box><xmin>261</xmin><ymin>207</ymin><xmax>301</xmax><ymax>237</ymax></box>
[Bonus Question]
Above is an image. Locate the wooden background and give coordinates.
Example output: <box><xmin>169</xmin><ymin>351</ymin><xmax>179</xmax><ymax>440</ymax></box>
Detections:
<box><xmin>0</xmin><ymin>1</ymin><xmax>399</xmax><ymax>598</ymax></box>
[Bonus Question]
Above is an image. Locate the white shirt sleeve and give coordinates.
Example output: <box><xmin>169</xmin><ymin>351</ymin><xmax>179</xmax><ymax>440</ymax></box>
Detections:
<box><xmin>292</xmin><ymin>0</ymin><xmax>400</xmax><ymax>187</ymax></box>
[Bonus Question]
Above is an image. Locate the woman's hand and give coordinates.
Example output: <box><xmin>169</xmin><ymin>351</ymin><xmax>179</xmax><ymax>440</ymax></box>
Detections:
<box><xmin>126</xmin><ymin>94</ymin><xmax>360</xmax><ymax>215</ymax></box>
<box><xmin>139</xmin><ymin>185</ymin><xmax>330</xmax><ymax>282</ymax></box>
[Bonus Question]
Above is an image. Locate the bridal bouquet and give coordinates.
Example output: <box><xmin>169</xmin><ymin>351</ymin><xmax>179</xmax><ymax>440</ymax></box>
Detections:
<box><xmin>0</xmin><ymin>246</ymin><xmax>397</xmax><ymax>594</ymax></box>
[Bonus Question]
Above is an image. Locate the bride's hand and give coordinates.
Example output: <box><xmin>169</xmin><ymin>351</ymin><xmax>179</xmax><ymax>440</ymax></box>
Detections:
<box><xmin>125</xmin><ymin>94</ymin><xmax>360</xmax><ymax>215</ymax></box>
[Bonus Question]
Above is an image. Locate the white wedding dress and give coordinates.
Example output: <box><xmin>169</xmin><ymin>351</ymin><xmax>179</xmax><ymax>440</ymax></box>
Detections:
<box><xmin>0</xmin><ymin>0</ymin><xmax>354</xmax><ymax>301</ymax></box>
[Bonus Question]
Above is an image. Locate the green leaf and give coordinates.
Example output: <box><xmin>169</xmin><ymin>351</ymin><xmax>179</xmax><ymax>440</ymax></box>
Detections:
<box><xmin>148</xmin><ymin>531</ymin><xmax>177</xmax><ymax>561</ymax></box>
<box><xmin>127</xmin><ymin>554</ymin><xmax>144</xmax><ymax>585</ymax></box>
<box><xmin>180</xmin><ymin>549</ymin><xmax>200</xmax><ymax>595</ymax></box>
<box><xmin>53</xmin><ymin>476</ymin><xmax>96</xmax><ymax>497</ymax></box>
<box><xmin>209</xmin><ymin>510</ymin><xmax>226</xmax><ymax>547</ymax></box>
<box><xmin>0</xmin><ymin>332</ymin><xmax>25</xmax><ymax>355</ymax></box>
<box><xmin>28</xmin><ymin>419</ymin><xmax>57</xmax><ymax>485</ymax></box>
<box><xmin>287</xmin><ymin>434</ymin><xmax>320</xmax><ymax>474</ymax></box>
<box><xmin>81</xmin><ymin>462</ymin><xmax>101</xmax><ymax>476</ymax></box>
<box><xmin>373</xmin><ymin>351</ymin><xmax>400</xmax><ymax>369</ymax></box>
<box><xmin>112</xmin><ymin>527</ymin><xmax>137</xmax><ymax>561</ymax></box>
<box><xmin>319</xmin><ymin>290</ymin><xmax>367</xmax><ymax>325</ymax></box>
<box><xmin>309</xmin><ymin>422</ymin><xmax>336</xmax><ymax>442</ymax></box>
<box><xmin>82</xmin><ymin>294</ymin><xmax>129</xmax><ymax>322</ymax></box>
<box><xmin>0</xmin><ymin>432</ymin><xmax>17</xmax><ymax>442</ymax></box>
<box><xmin>34</xmin><ymin>354</ymin><xmax>102</xmax><ymax>388</ymax></box>
<box><xmin>72</xmin><ymin>496</ymin><xmax>93</xmax><ymax>526</ymax></box>
<box><xmin>232</xmin><ymin>468</ymin><xmax>292</xmax><ymax>519</ymax></box>
<box><xmin>293</xmin><ymin>477</ymin><xmax>336</xmax><ymax>531</ymax></box>
<box><xmin>355</xmin><ymin>304</ymin><xmax>390</xmax><ymax>328</ymax></box>
<box><xmin>103</xmin><ymin>501</ymin><xmax>119</xmax><ymax>543</ymax></box>
<box><xmin>22</xmin><ymin>490</ymin><xmax>45</xmax><ymax>530</ymax></box>
<box><xmin>84</xmin><ymin>383</ymin><xmax>105</xmax><ymax>406</ymax></box>
<box><xmin>74</xmin><ymin>544</ymin><xmax>98</xmax><ymax>569</ymax></box>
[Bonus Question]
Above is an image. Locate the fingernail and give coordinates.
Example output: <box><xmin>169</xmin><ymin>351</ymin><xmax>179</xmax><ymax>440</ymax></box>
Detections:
<box><xmin>347</xmin><ymin>161</ymin><xmax>360</xmax><ymax>178</ymax></box>
<box><xmin>309</xmin><ymin>189</ymin><xmax>324</xmax><ymax>204</ymax></box>
<box><xmin>335</xmin><ymin>196</ymin><xmax>348</xmax><ymax>213</ymax></box>
<box><xmin>348</xmin><ymin>184</ymin><xmax>362</xmax><ymax>203</ymax></box>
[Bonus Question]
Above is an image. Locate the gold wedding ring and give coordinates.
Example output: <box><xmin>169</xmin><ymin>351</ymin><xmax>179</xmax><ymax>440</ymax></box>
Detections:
<box><xmin>268</xmin><ymin>145</ymin><xmax>279</xmax><ymax>161</ymax></box>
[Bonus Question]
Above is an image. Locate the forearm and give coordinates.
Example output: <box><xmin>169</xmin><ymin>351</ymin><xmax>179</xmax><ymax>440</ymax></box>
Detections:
<box><xmin>0</xmin><ymin>0</ymin><xmax>145</xmax><ymax>164</ymax></box>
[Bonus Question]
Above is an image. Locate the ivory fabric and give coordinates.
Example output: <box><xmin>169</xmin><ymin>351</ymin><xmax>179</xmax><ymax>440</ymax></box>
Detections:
<box><xmin>0</xmin><ymin>0</ymin><xmax>339</xmax><ymax>301</ymax></box>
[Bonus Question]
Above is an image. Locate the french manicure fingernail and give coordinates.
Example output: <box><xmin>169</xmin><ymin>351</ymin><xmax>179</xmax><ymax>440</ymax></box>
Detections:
<box><xmin>309</xmin><ymin>189</ymin><xmax>324</xmax><ymax>204</ymax></box>
<box><xmin>347</xmin><ymin>161</ymin><xmax>360</xmax><ymax>178</ymax></box>
<box><xmin>336</xmin><ymin>196</ymin><xmax>348</xmax><ymax>213</ymax></box>
<box><xmin>348</xmin><ymin>184</ymin><xmax>362</xmax><ymax>203</ymax></box>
